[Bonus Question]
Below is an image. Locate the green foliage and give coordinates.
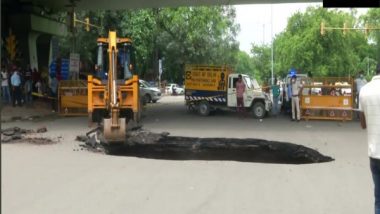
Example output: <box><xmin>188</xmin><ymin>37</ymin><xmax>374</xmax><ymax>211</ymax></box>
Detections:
<box><xmin>250</xmin><ymin>44</ymin><xmax>272</xmax><ymax>83</ymax></box>
<box><xmin>155</xmin><ymin>6</ymin><xmax>240</xmax><ymax>83</ymax></box>
<box><xmin>234</xmin><ymin>51</ymin><xmax>256</xmax><ymax>79</ymax></box>
<box><xmin>275</xmin><ymin>7</ymin><xmax>368</xmax><ymax>77</ymax></box>
<box><xmin>58</xmin><ymin>6</ymin><xmax>240</xmax><ymax>83</ymax></box>
<box><xmin>250</xmin><ymin>7</ymin><xmax>378</xmax><ymax>80</ymax></box>
<box><xmin>360</xmin><ymin>8</ymin><xmax>380</xmax><ymax>62</ymax></box>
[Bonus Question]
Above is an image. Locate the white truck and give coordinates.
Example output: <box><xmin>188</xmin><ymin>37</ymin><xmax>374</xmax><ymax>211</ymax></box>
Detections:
<box><xmin>184</xmin><ymin>65</ymin><xmax>272</xmax><ymax>118</ymax></box>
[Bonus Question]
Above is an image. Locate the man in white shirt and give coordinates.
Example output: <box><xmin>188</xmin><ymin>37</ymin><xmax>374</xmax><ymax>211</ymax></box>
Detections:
<box><xmin>355</xmin><ymin>70</ymin><xmax>367</xmax><ymax>106</ymax></box>
<box><xmin>1</xmin><ymin>67</ymin><xmax>11</xmax><ymax>104</ymax></box>
<box><xmin>10</xmin><ymin>66</ymin><xmax>22</xmax><ymax>107</ymax></box>
<box><xmin>290</xmin><ymin>75</ymin><xmax>302</xmax><ymax>121</ymax></box>
<box><xmin>359</xmin><ymin>64</ymin><xmax>380</xmax><ymax>214</ymax></box>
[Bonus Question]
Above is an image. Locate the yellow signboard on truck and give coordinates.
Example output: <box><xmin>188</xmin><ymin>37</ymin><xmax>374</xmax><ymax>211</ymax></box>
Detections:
<box><xmin>185</xmin><ymin>65</ymin><xmax>232</xmax><ymax>91</ymax></box>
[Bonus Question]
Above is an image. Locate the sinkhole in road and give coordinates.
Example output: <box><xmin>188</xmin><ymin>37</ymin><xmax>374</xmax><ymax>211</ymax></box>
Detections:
<box><xmin>78</xmin><ymin>131</ymin><xmax>334</xmax><ymax>164</ymax></box>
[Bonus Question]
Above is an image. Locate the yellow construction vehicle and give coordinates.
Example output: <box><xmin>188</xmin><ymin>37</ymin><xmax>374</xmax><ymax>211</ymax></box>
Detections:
<box><xmin>59</xmin><ymin>31</ymin><xmax>140</xmax><ymax>144</ymax></box>
<box><xmin>87</xmin><ymin>31</ymin><xmax>140</xmax><ymax>143</ymax></box>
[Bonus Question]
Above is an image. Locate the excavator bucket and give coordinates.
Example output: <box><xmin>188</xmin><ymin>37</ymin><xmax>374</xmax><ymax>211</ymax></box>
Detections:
<box><xmin>103</xmin><ymin>118</ymin><xmax>126</xmax><ymax>143</ymax></box>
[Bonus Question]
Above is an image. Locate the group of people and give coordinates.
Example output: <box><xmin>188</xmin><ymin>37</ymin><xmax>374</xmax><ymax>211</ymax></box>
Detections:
<box><xmin>1</xmin><ymin>64</ymin><xmax>58</xmax><ymax>111</ymax></box>
<box><xmin>1</xmin><ymin>65</ymin><xmax>37</xmax><ymax>107</ymax></box>
<box><xmin>270</xmin><ymin>70</ymin><xmax>372</xmax><ymax>122</ymax></box>
<box><xmin>234</xmin><ymin>74</ymin><xmax>298</xmax><ymax>119</ymax></box>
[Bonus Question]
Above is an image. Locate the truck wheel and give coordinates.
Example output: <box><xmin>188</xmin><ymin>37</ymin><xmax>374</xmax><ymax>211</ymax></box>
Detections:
<box><xmin>253</xmin><ymin>102</ymin><xmax>265</xmax><ymax>119</ymax></box>
<box><xmin>198</xmin><ymin>101</ymin><xmax>210</xmax><ymax>116</ymax></box>
<box><xmin>186</xmin><ymin>103</ymin><xmax>196</xmax><ymax>113</ymax></box>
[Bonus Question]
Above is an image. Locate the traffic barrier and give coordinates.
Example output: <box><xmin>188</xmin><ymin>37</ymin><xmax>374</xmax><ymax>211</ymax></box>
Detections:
<box><xmin>300</xmin><ymin>77</ymin><xmax>354</xmax><ymax>121</ymax></box>
<box><xmin>58</xmin><ymin>80</ymin><xmax>88</xmax><ymax>116</ymax></box>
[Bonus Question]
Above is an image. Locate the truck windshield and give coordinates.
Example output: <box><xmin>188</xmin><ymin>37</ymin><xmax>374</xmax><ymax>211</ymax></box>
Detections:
<box><xmin>140</xmin><ymin>80</ymin><xmax>151</xmax><ymax>88</ymax></box>
<box><xmin>252</xmin><ymin>79</ymin><xmax>260</xmax><ymax>89</ymax></box>
<box><xmin>244</xmin><ymin>76</ymin><xmax>252</xmax><ymax>89</ymax></box>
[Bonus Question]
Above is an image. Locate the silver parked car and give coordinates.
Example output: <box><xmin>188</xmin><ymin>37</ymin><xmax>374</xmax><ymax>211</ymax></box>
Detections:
<box><xmin>139</xmin><ymin>79</ymin><xmax>161</xmax><ymax>104</ymax></box>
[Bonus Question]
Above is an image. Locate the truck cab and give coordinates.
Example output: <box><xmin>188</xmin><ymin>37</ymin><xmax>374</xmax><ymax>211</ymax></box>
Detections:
<box><xmin>226</xmin><ymin>73</ymin><xmax>271</xmax><ymax>118</ymax></box>
<box><xmin>185</xmin><ymin>64</ymin><xmax>271</xmax><ymax>119</ymax></box>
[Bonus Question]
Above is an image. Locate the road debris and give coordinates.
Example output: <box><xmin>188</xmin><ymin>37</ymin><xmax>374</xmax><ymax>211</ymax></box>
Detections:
<box><xmin>1</xmin><ymin>126</ymin><xmax>57</xmax><ymax>144</ymax></box>
<box><xmin>36</xmin><ymin>127</ymin><xmax>48</xmax><ymax>133</ymax></box>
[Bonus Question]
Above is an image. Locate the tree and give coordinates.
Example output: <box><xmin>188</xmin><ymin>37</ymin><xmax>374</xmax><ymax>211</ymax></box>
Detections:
<box><xmin>234</xmin><ymin>51</ymin><xmax>256</xmax><ymax>79</ymax></box>
<box><xmin>57</xmin><ymin>6</ymin><xmax>240</xmax><ymax>83</ymax></box>
<box><xmin>360</xmin><ymin>8</ymin><xmax>380</xmax><ymax>65</ymax></box>
<box><xmin>250</xmin><ymin>44</ymin><xmax>271</xmax><ymax>82</ymax></box>
<box><xmin>155</xmin><ymin>6</ymin><xmax>239</xmax><ymax>83</ymax></box>
<box><xmin>268</xmin><ymin>7</ymin><xmax>371</xmax><ymax>78</ymax></box>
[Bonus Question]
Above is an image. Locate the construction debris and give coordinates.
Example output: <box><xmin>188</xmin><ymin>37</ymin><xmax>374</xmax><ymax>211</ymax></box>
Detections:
<box><xmin>36</xmin><ymin>127</ymin><xmax>48</xmax><ymax>133</ymax></box>
<box><xmin>1</xmin><ymin>126</ymin><xmax>57</xmax><ymax>144</ymax></box>
<box><xmin>23</xmin><ymin>137</ymin><xmax>55</xmax><ymax>145</ymax></box>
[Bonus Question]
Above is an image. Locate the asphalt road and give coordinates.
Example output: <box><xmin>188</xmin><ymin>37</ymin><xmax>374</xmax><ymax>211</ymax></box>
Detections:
<box><xmin>1</xmin><ymin>96</ymin><xmax>373</xmax><ymax>214</ymax></box>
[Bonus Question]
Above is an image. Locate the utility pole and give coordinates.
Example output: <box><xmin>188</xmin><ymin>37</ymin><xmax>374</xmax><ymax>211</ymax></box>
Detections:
<box><xmin>367</xmin><ymin>55</ymin><xmax>370</xmax><ymax>76</ymax></box>
<box><xmin>262</xmin><ymin>24</ymin><xmax>265</xmax><ymax>45</ymax></box>
<box><xmin>270</xmin><ymin>4</ymin><xmax>274</xmax><ymax>85</ymax></box>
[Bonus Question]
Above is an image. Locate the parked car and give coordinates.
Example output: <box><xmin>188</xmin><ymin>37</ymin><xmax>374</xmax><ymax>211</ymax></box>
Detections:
<box><xmin>165</xmin><ymin>83</ymin><xmax>184</xmax><ymax>95</ymax></box>
<box><xmin>139</xmin><ymin>79</ymin><xmax>161</xmax><ymax>104</ymax></box>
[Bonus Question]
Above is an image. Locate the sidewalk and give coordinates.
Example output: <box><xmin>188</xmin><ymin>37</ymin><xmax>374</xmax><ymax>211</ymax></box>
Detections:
<box><xmin>1</xmin><ymin>100</ymin><xmax>56</xmax><ymax>123</ymax></box>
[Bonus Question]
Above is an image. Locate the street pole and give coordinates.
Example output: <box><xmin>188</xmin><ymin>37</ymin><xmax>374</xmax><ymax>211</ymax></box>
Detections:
<box><xmin>367</xmin><ymin>55</ymin><xmax>370</xmax><ymax>76</ymax></box>
<box><xmin>271</xmin><ymin>4</ymin><xmax>274</xmax><ymax>85</ymax></box>
<box><xmin>263</xmin><ymin>24</ymin><xmax>265</xmax><ymax>45</ymax></box>
<box><xmin>159</xmin><ymin>59</ymin><xmax>162</xmax><ymax>88</ymax></box>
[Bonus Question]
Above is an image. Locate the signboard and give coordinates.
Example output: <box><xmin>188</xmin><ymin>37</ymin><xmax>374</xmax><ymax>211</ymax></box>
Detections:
<box><xmin>61</xmin><ymin>59</ymin><xmax>69</xmax><ymax>80</ymax></box>
<box><xmin>50</xmin><ymin>58</ymin><xmax>69</xmax><ymax>80</ymax></box>
<box><xmin>185</xmin><ymin>69</ymin><xmax>229</xmax><ymax>91</ymax></box>
<box><xmin>159</xmin><ymin>59</ymin><xmax>163</xmax><ymax>76</ymax></box>
<box><xmin>50</xmin><ymin>61</ymin><xmax>56</xmax><ymax>76</ymax></box>
<box><xmin>69</xmin><ymin>53</ymin><xmax>80</xmax><ymax>74</ymax></box>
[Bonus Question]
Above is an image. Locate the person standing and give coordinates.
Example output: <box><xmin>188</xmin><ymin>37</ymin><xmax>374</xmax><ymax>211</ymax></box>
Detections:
<box><xmin>1</xmin><ymin>66</ymin><xmax>11</xmax><ymax>104</ymax></box>
<box><xmin>355</xmin><ymin>70</ymin><xmax>367</xmax><ymax>107</ymax></box>
<box><xmin>290</xmin><ymin>75</ymin><xmax>302</xmax><ymax>121</ymax></box>
<box><xmin>24</xmin><ymin>65</ymin><xmax>33</xmax><ymax>105</ymax></box>
<box><xmin>271</xmin><ymin>78</ymin><xmax>280</xmax><ymax>116</ymax></box>
<box><xmin>32</xmin><ymin>67</ymin><xmax>40</xmax><ymax>92</ymax></box>
<box><xmin>359</xmin><ymin>64</ymin><xmax>380</xmax><ymax>214</ymax></box>
<box><xmin>236</xmin><ymin>74</ymin><xmax>246</xmax><ymax>116</ymax></box>
<box><xmin>94</xmin><ymin>64</ymin><xmax>101</xmax><ymax>79</ymax></box>
<box><xmin>10</xmin><ymin>66</ymin><xmax>22</xmax><ymax>107</ymax></box>
<box><xmin>171</xmin><ymin>84</ymin><xmax>177</xmax><ymax>95</ymax></box>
